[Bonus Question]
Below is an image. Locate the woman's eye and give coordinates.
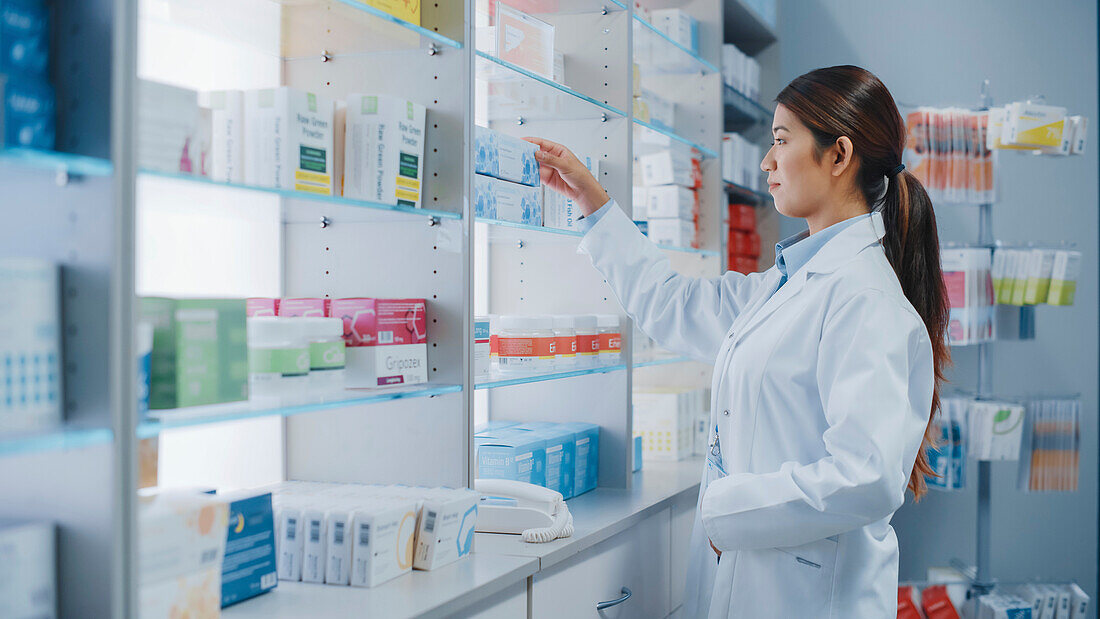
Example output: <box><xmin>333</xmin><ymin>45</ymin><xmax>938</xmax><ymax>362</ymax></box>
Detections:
<box><xmin>771</xmin><ymin>139</ymin><xmax>783</xmax><ymax>146</ymax></box>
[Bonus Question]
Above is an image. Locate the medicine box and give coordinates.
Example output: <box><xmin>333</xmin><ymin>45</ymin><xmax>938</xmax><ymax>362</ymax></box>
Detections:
<box><xmin>646</xmin><ymin>184</ymin><xmax>697</xmax><ymax>220</ymax></box>
<box><xmin>244</xmin><ymin>86</ymin><xmax>335</xmax><ymax>195</ymax></box>
<box><xmin>543</xmin><ymin>156</ymin><xmax>598</xmax><ymax>230</ymax></box>
<box><xmin>650</xmin><ymin>9</ymin><xmax>698</xmax><ymax>54</ymax></box>
<box><xmin>0</xmin><ymin>258</ymin><xmax>61</xmax><ymax>431</ymax></box>
<box><xmin>1048</xmin><ymin>250</ymin><xmax>1081</xmax><ymax>306</ymax></box>
<box><xmin>277</xmin><ymin>297</ymin><xmax>329</xmax><ymax>317</ymax></box>
<box><xmin>0</xmin><ymin>520</ymin><xmax>56</xmax><ymax>619</ymax></box>
<box><xmin>495</xmin><ymin>5</ymin><xmax>554</xmax><ymax>79</ymax></box>
<box><xmin>246</xmin><ymin>298</ymin><xmax>279</xmax><ymax>317</ymax></box>
<box><xmin>350</xmin><ymin>499</ymin><xmax>418</xmax><ymax>588</ymax></box>
<box><xmin>1003</xmin><ymin>102</ymin><xmax>1068</xmax><ymax>148</ymax></box>
<box><xmin>2</xmin><ymin>75</ymin><xmax>54</xmax><ymax>149</ymax></box>
<box><xmin>474</xmin><ymin>173</ymin><xmax>543</xmax><ymax>225</ymax></box>
<box><xmin>474</xmin><ymin>126</ymin><xmax>540</xmax><ymax>186</ymax></box>
<box><xmin>413</xmin><ymin>488</ymin><xmax>479</xmax><ymax>571</ymax></box>
<box><xmin>1070</xmin><ymin>115</ymin><xmax>1088</xmax><ymax>155</ymax></box>
<box><xmin>474</xmin><ymin>317</ymin><xmax>491</xmax><ymax>378</ymax></box>
<box><xmin>0</xmin><ymin>0</ymin><xmax>48</xmax><ymax>77</ymax></box>
<box><xmin>343</xmin><ymin>94</ymin><xmax>426</xmax><ymax>208</ymax></box>
<box><xmin>513</xmin><ymin>423</ymin><xmax>576</xmax><ymax>498</ymax></box>
<box><xmin>141</xmin><ymin>298</ymin><xmax>249</xmax><ymax>409</ymax></box>
<box><xmin>138</xmin><ymin>79</ymin><xmax>204</xmax><ymax>175</ymax></box>
<box><xmin>640</xmin><ymin>147</ymin><xmax>697</xmax><ymax>187</ymax></box>
<box><xmin>330</xmin><ymin>298</ymin><xmax>428</xmax><ymax>387</ymax></box>
<box><xmin>557</xmin><ymin>422</ymin><xmax>599</xmax><ymax>494</ymax></box>
<box><xmin>645</xmin><ymin>217</ymin><xmax>697</xmax><ymax>248</ymax></box>
<box><xmin>219</xmin><ymin>490</ymin><xmax>278</xmax><ymax>607</ymax></box>
<box><xmin>200</xmin><ymin>90</ymin><xmax>244</xmax><ymax>183</ymax></box>
<box><xmin>476</xmin><ymin>420</ymin><xmax>519</xmax><ymax>434</ymax></box>
<box><xmin>1023</xmin><ymin>249</ymin><xmax>1056</xmax><ymax>305</ymax></box>
<box><xmin>476</xmin><ymin>431</ymin><xmax>548</xmax><ymax>487</ymax></box>
<box><xmin>634</xmin><ymin>391</ymin><xmax>696</xmax><ymax>461</ymax></box>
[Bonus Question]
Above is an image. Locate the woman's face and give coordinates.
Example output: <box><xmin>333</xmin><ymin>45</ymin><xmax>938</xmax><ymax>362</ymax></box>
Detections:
<box><xmin>760</xmin><ymin>104</ymin><xmax>837</xmax><ymax>219</ymax></box>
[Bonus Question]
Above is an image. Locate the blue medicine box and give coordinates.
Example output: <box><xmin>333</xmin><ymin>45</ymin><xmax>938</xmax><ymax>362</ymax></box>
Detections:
<box><xmin>557</xmin><ymin>422</ymin><xmax>600</xmax><ymax>495</ymax></box>
<box><xmin>1</xmin><ymin>0</ymin><xmax>49</xmax><ymax>77</ymax></box>
<box><xmin>476</xmin><ymin>431</ymin><xmax>547</xmax><ymax>487</ymax></box>
<box><xmin>220</xmin><ymin>491</ymin><xmax>278</xmax><ymax>608</ymax></box>
<box><xmin>513</xmin><ymin>423</ymin><xmax>576</xmax><ymax>498</ymax></box>
<box><xmin>474</xmin><ymin>126</ymin><xmax>540</xmax><ymax>186</ymax></box>
<box><xmin>475</xmin><ymin>420</ymin><xmax>519</xmax><ymax>435</ymax></box>
<box><xmin>2</xmin><ymin>76</ymin><xmax>54</xmax><ymax>149</ymax></box>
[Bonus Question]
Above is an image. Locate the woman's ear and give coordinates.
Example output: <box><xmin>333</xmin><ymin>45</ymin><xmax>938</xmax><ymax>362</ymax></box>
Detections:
<box><xmin>831</xmin><ymin>136</ymin><xmax>854</xmax><ymax>176</ymax></box>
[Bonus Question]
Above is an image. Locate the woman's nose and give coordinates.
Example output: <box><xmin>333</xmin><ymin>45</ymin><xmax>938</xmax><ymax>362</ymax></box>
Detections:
<box><xmin>760</xmin><ymin>153</ymin><xmax>774</xmax><ymax>173</ymax></box>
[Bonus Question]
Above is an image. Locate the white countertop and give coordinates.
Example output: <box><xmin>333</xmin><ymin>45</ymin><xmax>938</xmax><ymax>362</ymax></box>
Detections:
<box><xmin>222</xmin><ymin>457</ymin><xmax>703</xmax><ymax>618</ymax></box>
<box><xmin>474</xmin><ymin>457</ymin><xmax>704</xmax><ymax>570</ymax></box>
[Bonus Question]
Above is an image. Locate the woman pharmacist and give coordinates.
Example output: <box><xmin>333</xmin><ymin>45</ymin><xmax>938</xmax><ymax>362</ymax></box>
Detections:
<box><xmin>526</xmin><ymin>65</ymin><xmax>948</xmax><ymax>618</ymax></box>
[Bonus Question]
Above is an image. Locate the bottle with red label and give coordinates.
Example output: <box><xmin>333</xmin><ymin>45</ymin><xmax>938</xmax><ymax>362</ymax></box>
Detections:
<box><xmin>596</xmin><ymin>314</ymin><xmax>622</xmax><ymax>366</ymax></box>
<box><xmin>551</xmin><ymin>315</ymin><xmax>578</xmax><ymax>370</ymax></box>
<box><xmin>497</xmin><ymin>315</ymin><xmax>556</xmax><ymax>374</ymax></box>
<box><xmin>573</xmin><ymin>315</ymin><xmax>600</xmax><ymax>368</ymax></box>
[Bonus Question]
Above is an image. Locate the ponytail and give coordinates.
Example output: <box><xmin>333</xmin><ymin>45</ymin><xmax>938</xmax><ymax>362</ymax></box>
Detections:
<box><xmin>777</xmin><ymin>65</ymin><xmax>952</xmax><ymax>501</ymax></box>
<box><xmin>880</xmin><ymin>169</ymin><xmax>951</xmax><ymax>500</ymax></box>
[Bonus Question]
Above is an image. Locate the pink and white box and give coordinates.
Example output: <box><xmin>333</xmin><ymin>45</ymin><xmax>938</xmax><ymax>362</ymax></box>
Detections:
<box><xmin>246</xmin><ymin>298</ymin><xmax>279</xmax><ymax>317</ymax></box>
<box><xmin>330</xmin><ymin>298</ymin><xmax>428</xmax><ymax>387</ymax></box>
<box><xmin>278</xmin><ymin>298</ymin><xmax>330</xmax><ymax>317</ymax></box>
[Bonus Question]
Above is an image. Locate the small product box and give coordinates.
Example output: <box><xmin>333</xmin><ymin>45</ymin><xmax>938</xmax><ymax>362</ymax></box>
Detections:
<box><xmin>330</xmin><ymin>298</ymin><xmax>428</xmax><ymax>387</ymax></box>
<box><xmin>640</xmin><ymin>147</ymin><xmax>697</xmax><ymax>187</ymax></box>
<box><xmin>413</xmin><ymin>488</ymin><xmax>479</xmax><ymax>571</ymax></box>
<box><xmin>246</xmin><ymin>298</ymin><xmax>279</xmax><ymax>317</ymax></box>
<box><xmin>476</xmin><ymin>431</ymin><xmax>547</xmax><ymax>487</ymax></box>
<box><xmin>474</xmin><ymin>316</ymin><xmax>491</xmax><ymax>378</ymax></box>
<box><xmin>557</xmin><ymin>422</ymin><xmax>599</xmax><ymax>494</ymax></box>
<box><xmin>645</xmin><ymin>217</ymin><xmax>697</xmax><ymax>248</ymax></box>
<box><xmin>634</xmin><ymin>391</ymin><xmax>695</xmax><ymax>461</ymax></box>
<box><xmin>633</xmin><ymin>434</ymin><xmax>643</xmax><ymax>472</ymax></box>
<box><xmin>543</xmin><ymin>156</ymin><xmax>597</xmax><ymax>231</ymax></box>
<box><xmin>138</xmin><ymin>79</ymin><xmax>204</xmax><ymax>175</ymax></box>
<box><xmin>277</xmin><ymin>298</ymin><xmax>329</xmax><ymax>317</ymax></box>
<box><xmin>474</xmin><ymin>173</ymin><xmax>542</xmax><ymax>225</ymax></box>
<box><xmin>244</xmin><ymin>86</ymin><xmax>335</xmax><ymax>195</ymax></box>
<box><xmin>200</xmin><ymin>90</ymin><xmax>245</xmax><ymax>183</ymax></box>
<box><xmin>349</xmin><ymin>500</ymin><xmax>418</xmax><ymax>588</ymax></box>
<box><xmin>495</xmin><ymin>5</ymin><xmax>554</xmax><ymax>79</ymax></box>
<box><xmin>219</xmin><ymin>490</ymin><xmax>278</xmax><ymax>607</ymax></box>
<box><xmin>343</xmin><ymin>94</ymin><xmax>426</xmax><ymax>208</ymax></box>
<box><xmin>2</xmin><ymin>75</ymin><xmax>54</xmax><ymax>149</ymax></box>
<box><xmin>729</xmin><ymin>203</ymin><xmax>756</xmax><ymax>231</ymax></box>
<box><xmin>141</xmin><ymin>298</ymin><xmax>249</xmax><ymax>409</ymax></box>
<box><xmin>645</xmin><ymin>184</ymin><xmax>697</xmax><ymax>220</ymax></box>
<box><xmin>650</xmin><ymin>8</ymin><xmax>699</xmax><ymax>54</ymax></box>
<box><xmin>474</xmin><ymin>126</ymin><xmax>541</xmax><ymax>186</ymax></box>
<box><xmin>1003</xmin><ymin>102</ymin><xmax>1069</xmax><ymax>148</ymax></box>
<box><xmin>1047</xmin><ymin>250</ymin><xmax>1082</xmax><ymax>306</ymax></box>
<box><xmin>0</xmin><ymin>520</ymin><xmax>56</xmax><ymax>619</ymax></box>
<box><xmin>358</xmin><ymin>0</ymin><xmax>419</xmax><ymax>25</ymax></box>
<box><xmin>0</xmin><ymin>0</ymin><xmax>49</xmax><ymax>77</ymax></box>
<box><xmin>1070</xmin><ymin>115</ymin><xmax>1088</xmax><ymax>155</ymax></box>
<box><xmin>514</xmin><ymin>423</ymin><xmax>575</xmax><ymax>498</ymax></box>
<box><xmin>0</xmin><ymin>258</ymin><xmax>61</xmax><ymax>431</ymax></box>
<box><xmin>1023</xmin><ymin>249</ymin><xmax>1056</xmax><ymax>305</ymax></box>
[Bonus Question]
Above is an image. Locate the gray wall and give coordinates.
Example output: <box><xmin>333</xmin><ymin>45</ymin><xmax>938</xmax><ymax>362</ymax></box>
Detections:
<box><xmin>760</xmin><ymin>0</ymin><xmax>1099</xmax><ymax>602</ymax></box>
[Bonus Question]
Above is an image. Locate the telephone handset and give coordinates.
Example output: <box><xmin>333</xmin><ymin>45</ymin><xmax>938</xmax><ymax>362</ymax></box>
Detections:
<box><xmin>474</xmin><ymin>479</ymin><xmax>575</xmax><ymax>543</ymax></box>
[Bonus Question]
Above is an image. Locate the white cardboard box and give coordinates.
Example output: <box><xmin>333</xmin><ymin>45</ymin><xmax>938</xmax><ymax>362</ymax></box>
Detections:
<box><xmin>0</xmin><ymin>521</ymin><xmax>56</xmax><ymax>619</ymax></box>
<box><xmin>645</xmin><ymin>184</ymin><xmax>696</xmax><ymax>220</ymax></box>
<box><xmin>200</xmin><ymin>90</ymin><xmax>244</xmax><ymax>183</ymax></box>
<box><xmin>343</xmin><ymin>94</ymin><xmax>426</xmax><ymax>208</ymax></box>
<box><xmin>244</xmin><ymin>87</ymin><xmax>335</xmax><ymax>194</ymax></box>
<box><xmin>645</xmin><ymin>217</ymin><xmax>695</xmax><ymax>247</ymax></box>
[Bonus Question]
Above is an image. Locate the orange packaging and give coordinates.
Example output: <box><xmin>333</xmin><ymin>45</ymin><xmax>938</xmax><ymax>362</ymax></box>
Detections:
<box><xmin>556</xmin><ymin>335</ymin><xmax>577</xmax><ymax>358</ymax></box>
<box><xmin>498</xmin><ymin>335</ymin><xmax>555</xmax><ymax>360</ymax></box>
<box><xmin>598</xmin><ymin>332</ymin><xmax>621</xmax><ymax>353</ymax></box>
<box><xmin>576</xmin><ymin>333</ymin><xmax>599</xmax><ymax>357</ymax></box>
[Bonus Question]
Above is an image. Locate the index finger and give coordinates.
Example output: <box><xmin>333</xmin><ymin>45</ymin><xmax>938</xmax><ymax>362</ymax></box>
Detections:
<box><xmin>522</xmin><ymin>136</ymin><xmax>563</xmax><ymax>153</ymax></box>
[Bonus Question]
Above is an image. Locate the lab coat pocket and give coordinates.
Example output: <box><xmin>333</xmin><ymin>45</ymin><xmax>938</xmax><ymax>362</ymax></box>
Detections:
<box><xmin>728</xmin><ymin>538</ymin><xmax>837</xmax><ymax>617</ymax></box>
<box><xmin>774</xmin><ymin>537</ymin><xmax>838</xmax><ymax>614</ymax></box>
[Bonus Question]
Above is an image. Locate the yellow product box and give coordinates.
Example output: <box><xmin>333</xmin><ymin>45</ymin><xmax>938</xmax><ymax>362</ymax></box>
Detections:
<box><xmin>1047</xmin><ymin>250</ymin><xmax>1081</xmax><ymax>306</ymax></box>
<box><xmin>358</xmin><ymin>0</ymin><xmax>420</xmax><ymax>25</ymax></box>
<box><xmin>1004</xmin><ymin>102</ymin><xmax>1068</xmax><ymax>148</ymax></box>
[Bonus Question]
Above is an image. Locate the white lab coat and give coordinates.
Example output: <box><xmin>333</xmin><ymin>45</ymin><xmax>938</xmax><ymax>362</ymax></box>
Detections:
<box><xmin>579</xmin><ymin>204</ymin><xmax>934</xmax><ymax>618</ymax></box>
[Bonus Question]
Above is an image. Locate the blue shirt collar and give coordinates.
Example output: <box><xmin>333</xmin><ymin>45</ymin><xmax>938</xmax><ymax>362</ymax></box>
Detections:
<box><xmin>775</xmin><ymin>213</ymin><xmax>872</xmax><ymax>281</ymax></box>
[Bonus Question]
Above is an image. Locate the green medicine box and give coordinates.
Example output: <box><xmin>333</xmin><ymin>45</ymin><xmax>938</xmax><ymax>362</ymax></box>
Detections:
<box><xmin>142</xmin><ymin>298</ymin><xmax>248</xmax><ymax>409</ymax></box>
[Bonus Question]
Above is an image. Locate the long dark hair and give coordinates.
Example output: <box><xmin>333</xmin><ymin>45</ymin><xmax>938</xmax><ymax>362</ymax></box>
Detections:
<box><xmin>776</xmin><ymin>65</ymin><xmax>950</xmax><ymax>500</ymax></box>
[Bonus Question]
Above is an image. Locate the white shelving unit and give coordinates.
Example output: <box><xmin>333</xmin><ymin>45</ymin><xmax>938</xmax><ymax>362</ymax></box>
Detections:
<box><xmin>0</xmin><ymin>0</ymin><xmax>778</xmax><ymax>616</ymax></box>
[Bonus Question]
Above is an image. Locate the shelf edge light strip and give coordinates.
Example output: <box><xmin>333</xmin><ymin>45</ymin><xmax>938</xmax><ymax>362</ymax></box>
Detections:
<box><xmin>138</xmin><ymin>169</ymin><xmax>462</xmax><ymax>220</ymax></box>
<box><xmin>0</xmin><ymin>427</ymin><xmax>114</xmax><ymax>457</ymax></box>
<box><xmin>633</xmin><ymin>15</ymin><xmax>720</xmax><ymax>74</ymax></box>
<box><xmin>332</xmin><ymin>0</ymin><xmax>463</xmax><ymax>48</ymax></box>
<box><xmin>476</xmin><ymin>52</ymin><xmax>627</xmax><ymax>118</ymax></box>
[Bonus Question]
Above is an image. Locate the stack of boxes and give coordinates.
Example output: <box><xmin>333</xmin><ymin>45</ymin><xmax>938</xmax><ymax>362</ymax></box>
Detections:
<box><xmin>727</xmin><ymin>202</ymin><xmax>760</xmax><ymax>274</ymax></box>
<box><xmin>1</xmin><ymin>0</ymin><xmax>54</xmax><ymax>149</ymax></box>
<box><xmin>633</xmin><ymin>8</ymin><xmax>699</xmax><ymax>74</ymax></box>
<box><xmin>634</xmin><ymin>387</ymin><xmax>710</xmax><ymax>461</ymax></box>
<box><xmin>722</xmin><ymin>132</ymin><xmax>763</xmax><ymax>190</ymax></box>
<box><xmin>721</xmin><ymin>43</ymin><xmax>760</xmax><ymax>101</ymax></box>
<box><xmin>634</xmin><ymin>139</ymin><xmax>702</xmax><ymax>248</ymax></box>
<box><xmin>475</xmin><ymin>420</ymin><xmax>600</xmax><ymax>499</ymax></box>
<box><xmin>473</xmin><ymin>125</ymin><xmax>542</xmax><ymax>226</ymax></box>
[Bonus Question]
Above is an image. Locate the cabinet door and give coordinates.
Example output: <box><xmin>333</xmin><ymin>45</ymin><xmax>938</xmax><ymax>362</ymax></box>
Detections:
<box><xmin>460</xmin><ymin>579</ymin><xmax>528</xmax><ymax>619</ymax></box>
<box><xmin>669</xmin><ymin>492</ymin><xmax>696</xmax><ymax>613</ymax></box>
<box><xmin>531</xmin><ymin>508</ymin><xmax>670</xmax><ymax>619</ymax></box>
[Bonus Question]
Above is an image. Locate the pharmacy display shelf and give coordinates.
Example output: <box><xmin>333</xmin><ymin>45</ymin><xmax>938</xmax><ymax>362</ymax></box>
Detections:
<box><xmin>325</xmin><ymin>0</ymin><xmax>463</xmax><ymax>49</ymax></box>
<box><xmin>0</xmin><ymin>147</ymin><xmax>114</xmax><ymax>177</ymax></box>
<box><xmin>478</xmin><ymin>216</ymin><xmax>720</xmax><ymax>256</ymax></box>
<box><xmin>723</xmin><ymin>83</ymin><xmax>772</xmax><ymax>133</ymax></box>
<box><xmin>632</xmin><ymin>118</ymin><xmax>720</xmax><ymax>158</ymax></box>
<box><xmin>476</xmin><ymin>52</ymin><xmax>627</xmax><ymax>121</ymax></box>
<box><xmin>475</xmin><ymin>364</ymin><xmax>627</xmax><ymax>390</ymax></box>
<box><xmin>721</xmin><ymin>0</ymin><xmax>777</xmax><ymax>55</ymax></box>
<box><xmin>135</xmin><ymin>383</ymin><xmax>463</xmax><ymax>439</ymax></box>
<box><xmin>724</xmin><ymin>179</ymin><xmax>771</xmax><ymax>205</ymax></box>
<box><xmin>634</xmin><ymin>355</ymin><xmax>695</xmax><ymax>368</ymax></box>
<box><xmin>222</xmin><ymin>553</ymin><xmax>538</xmax><ymax>619</ymax></box>
<box><xmin>0</xmin><ymin>426</ymin><xmax>114</xmax><ymax>458</ymax></box>
<box><xmin>632</xmin><ymin>15</ymin><xmax>720</xmax><ymax>75</ymax></box>
<box><xmin>139</xmin><ymin>169</ymin><xmax>463</xmax><ymax>222</ymax></box>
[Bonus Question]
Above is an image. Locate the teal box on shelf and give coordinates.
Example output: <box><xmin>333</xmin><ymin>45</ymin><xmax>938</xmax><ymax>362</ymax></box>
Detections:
<box><xmin>219</xmin><ymin>490</ymin><xmax>277</xmax><ymax>608</ymax></box>
<box><xmin>633</xmin><ymin>435</ymin><xmax>643</xmax><ymax>472</ymax></box>
<box><xmin>476</xmin><ymin>431</ymin><xmax>547</xmax><ymax>487</ymax></box>
<box><xmin>513</xmin><ymin>423</ymin><xmax>576</xmax><ymax>499</ymax></box>
<box><xmin>557</xmin><ymin>422</ymin><xmax>599</xmax><ymax>495</ymax></box>
<box><xmin>475</xmin><ymin>420</ymin><xmax>520</xmax><ymax>434</ymax></box>
<box><xmin>0</xmin><ymin>0</ymin><xmax>49</xmax><ymax>77</ymax></box>
<box><xmin>1</xmin><ymin>75</ymin><xmax>54</xmax><ymax>149</ymax></box>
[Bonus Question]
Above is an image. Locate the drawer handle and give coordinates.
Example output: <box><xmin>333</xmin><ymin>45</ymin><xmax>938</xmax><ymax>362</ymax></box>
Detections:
<box><xmin>596</xmin><ymin>586</ymin><xmax>632</xmax><ymax>610</ymax></box>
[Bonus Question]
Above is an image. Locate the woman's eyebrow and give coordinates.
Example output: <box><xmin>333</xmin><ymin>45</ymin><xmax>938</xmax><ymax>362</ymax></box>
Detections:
<box><xmin>772</xmin><ymin>125</ymin><xmax>789</xmax><ymax>134</ymax></box>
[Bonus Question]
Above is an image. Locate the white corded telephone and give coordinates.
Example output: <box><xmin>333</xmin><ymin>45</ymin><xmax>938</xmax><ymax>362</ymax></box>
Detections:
<box><xmin>474</xmin><ymin>479</ymin><xmax>575</xmax><ymax>543</ymax></box>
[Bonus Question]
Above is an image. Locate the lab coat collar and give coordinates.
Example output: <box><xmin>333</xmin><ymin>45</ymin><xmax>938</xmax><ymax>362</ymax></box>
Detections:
<box><xmin>730</xmin><ymin>212</ymin><xmax>885</xmax><ymax>347</ymax></box>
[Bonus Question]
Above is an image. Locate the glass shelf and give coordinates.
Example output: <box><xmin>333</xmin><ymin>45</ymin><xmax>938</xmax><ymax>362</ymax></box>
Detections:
<box><xmin>632</xmin><ymin>16</ymin><xmax>719</xmax><ymax>75</ymax></box>
<box><xmin>632</xmin><ymin>118</ymin><xmax>719</xmax><ymax>158</ymax></box>
<box><xmin>723</xmin><ymin>84</ymin><xmax>771</xmax><ymax>132</ymax></box>
<box><xmin>0</xmin><ymin>426</ymin><xmax>114</xmax><ymax>458</ymax></box>
<box><xmin>477</xmin><ymin>217</ymin><xmax>717</xmax><ymax>256</ymax></box>
<box><xmin>136</xmin><ymin>382</ymin><xmax>462</xmax><ymax>438</ymax></box>
<box><xmin>634</xmin><ymin>355</ymin><xmax>694</xmax><ymax>368</ymax></box>
<box><xmin>139</xmin><ymin>169</ymin><xmax>462</xmax><ymax>221</ymax></box>
<box><xmin>476</xmin><ymin>364</ymin><xmax>626</xmax><ymax>389</ymax></box>
<box><xmin>329</xmin><ymin>0</ymin><xmax>462</xmax><ymax>49</ymax></box>
<box><xmin>476</xmin><ymin>52</ymin><xmax>626</xmax><ymax>122</ymax></box>
<box><xmin>722</xmin><ymin>0</ymin><xmax>778</xmax><ymax>56</ymax></box>
<box><xmin>0</xmin><ymin>147</ymin><xmax>113</xmax><ymax>177</ymax></box>
<box><xmin>724</xmin><ymin>179</ymin><xmax>771</xmax><ymax>204</ymax></box>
